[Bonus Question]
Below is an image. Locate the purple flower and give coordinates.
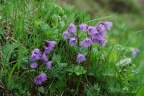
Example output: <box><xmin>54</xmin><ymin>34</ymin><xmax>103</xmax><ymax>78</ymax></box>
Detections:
<box><xmin>69</xmin><ymin>37</ymin><xmax>77</xmax><ymax>46</ymax></box>
<box><xmin>34</xmin><ymin>73</ymin><xmax>47</xmax><ymax>85</ymax></box>
<box><xmin>45</xmin><ymin>61</ymin><xmax>52</xmax><ymax>69</ymax></box>
<box><xmin>68</xmin><ymin>22</ymin><xmax>76</xmax><ymax>33</ymax></box>
<box><xmin>99</xmin><ymin>39</ymin><xmax>107</xmax><ymax>47</ymax></box>
<box><xmin>41</xmin><ymin>53</ymin><xmax>48</xmax><ymax>61</ymax></box>
<box><xmin>62</xmin><ymin>30</ymin><xmax>70</xmax><ymax>39</ymax></box>
<box><xmin>87</xmin><ymin>26</ymin><xmax>97</xmax><ymax>36</ymax></box>
<box><xmin>77</xmin><ymin>53</ymin><xmax>86</xmax><ymax>63</ymax></box>
<box><xmin>92</xmin><ymin>33</ymin><xmax>104</xmax><ymax>43</ymax></box>
<box><xmin>101</xmin><ymin>22</ymin><xmax>112</xmax><ymax>30</ymax></box>
<box><xmin>96</xmin><ymin>24</ymin><xmax>107</xmax><ymax>37</ymax></box>
<box><xmin>30</xmin><ymin>62</ymin><xmax>38</xmax><ymax>68</ymax></box>
<box><xmin>44</xmin><ymin>46</ymin><xmax>53</xmax><ymax>54</ymax></box>
<box><xmin>30</xmin><ymin>48</ymin><xmax>42</xmax><ymax>62</ymax></box>
<box><xmin>44</xmin><ymin>40</ymin><xmax>56</xmax><ymax>54</ymax></box>
<box><xmin>45</xmin><ymin>40</ymin><xmax>56</xmax><ymax>48</ymax></box>
<box><xmin>78</xmin><ymin>24</ymin><xmax>87</xmax><ymax>32</ymax></box>
<box><xmin>80</xmin><ymin>37</ymin><xmax>93</xmax><ymax>47</ymax></box>
<box><xmin>132</xmin><ymin>48</ymin><xmax>140</xmax><ymax>57</ymax></box>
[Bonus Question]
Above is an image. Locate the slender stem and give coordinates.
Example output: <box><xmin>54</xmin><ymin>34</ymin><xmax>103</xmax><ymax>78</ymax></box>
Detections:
<box><xmin>85</xmin><ymin>74</ymin><xmax>90</xmax><ymax>85</ymax></box>
<box><xmin>28</xmin><ymin>64</ymin><xmax>31</xmax><ymax>87</ymax></box>
<box><xmin>74</xmin><ymin>74</ymin><xmax>82</xmax><ymax>96</ymax></box>
<box><xmin>36</xmin><ymin>84</ymin><xmax>38</xmax><ymax>96</ymax></box>
<box><xmin>77</xmin><ymin>30</ymin><xmax>80</xmax><ymax>52</ymax></box>
<box><xmin>37</xmin><ymin>65</ymin><xmax>39</xmax><ymax>74</ymax></box>
<box><xmin>86</xmin><ymin>31</ymin><xmax>92</xmax><ymax>73</ymax></box>
<box><xmin>28</xmin><ymin>49</ymin><xmax>31</xmax><ymax>94</ymax></box>
<box><xmin>86</xmin><ymin>46</ymin><xmax>92</xmax><ymax>73</ymax></box>
<box><xmin>36</xmin><ymin>62</ymin><xmax>40</xmax><ymax>95</ymax></box>
<box><xmin>66</xmin><ymin>39</ymin><xmax>69</xmax><ymax>63</ymax></box>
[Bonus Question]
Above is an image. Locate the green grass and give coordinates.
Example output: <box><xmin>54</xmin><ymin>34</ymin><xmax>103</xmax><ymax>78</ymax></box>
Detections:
<box><xmin>0</xmin><ymin>0</ymin><xmax>144</xmax><ymax>95</ymax></box>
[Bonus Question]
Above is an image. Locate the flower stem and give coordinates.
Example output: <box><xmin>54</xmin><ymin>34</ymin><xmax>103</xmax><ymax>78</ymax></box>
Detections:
<box><xmin>86</xmin><ymin>31</ymin><xmax>92</xmax><ymax>73</ymax></box>
<box><xmin>86</xmin><ymin>46</ymin><xmax>91</xmax><ymax>73</ymax></box>
<box><xmin>74</xmin><ymin>74</ymin><xmax>82</xmax><ymax>96</ymax></box>
<box><xmin>77</xmin><ymin>30</ymin><xmax>80</xmax><ymax>52</ymax></box>
<box><xmin>66</xmin><ymin>39</ymin><xmax>69</xmax><ymax>63</ymax></box>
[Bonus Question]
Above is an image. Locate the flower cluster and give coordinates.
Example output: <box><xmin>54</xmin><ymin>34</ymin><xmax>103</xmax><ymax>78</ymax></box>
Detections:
<box><xmin>30</xmin><ymin>40</ymin><xmax>56</xmax><ymax>84</ymax></box>
<box><xmin>62</xmin><ymin>22</ymin><xmax>112</xmax><ymax>63</ymax></box>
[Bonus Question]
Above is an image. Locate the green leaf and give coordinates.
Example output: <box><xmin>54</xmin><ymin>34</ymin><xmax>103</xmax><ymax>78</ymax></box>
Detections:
<box><xmin>116</xmin><ymin>58</ymin><xmax>132</xmax><ymax>66</ymax></box>
<box><xmin>52</xmin><ymin>54</ymin><xmax>61</xmax><ymax>63</ymax></box>
<box><xmin>0</xmin><ymin>27</ymin><xmax>5</xmax><ymax>35</ymax></box>
<box><xmin>8</xmin><ymin>44</ymin><xmax>27</xmax><ymax>84</ymax></box>
<box><xmin>136</xmin><ymin>85</ymin><xmax>144</xmax><ymax>96</ymax></box>
<box><xmin>1</xmin><ymin>42</ymin><xmax>18</xmax><ymax>66</ymax></box>
<box><xmin>106</xmin><ymin>77</ymin><xmax>121</xmax><ymax>92</ymax></box>
<box><xmin>58</xmin><ymin>63</ymin><xmax>67</xmax><ymax>67</ymax></box>
<box><xmin>113</xmin><ymin>44</ymin><xmax>130</xmax><ymax>52</ymax></box>
<box><xmin>40</xmin><ymin>23</ymin><xmax>49</xmax><ymax>32</ymax></box>
<box><xmin>136</xmin><ymin>63</ymin><xmax>144</xmax><ymax>83</ymax></box>
<box><xmin>38</xmin><ymin>87</ymin><xmax>45</xmax><ymax>94</ymax></box>
<box><xmin>86</xmin><ymin>84</ymin><xmax>100</xmax><ymax>96</ymax></box>
<box><xmin>137</xmin><ymin>63</ymin><xmax>144</xmax><ymax>74</ymax></box>
<box><xmin>48</xmin><ymin>3</ymin><xmax>64</xmax><ymax>14</ymax></box>
<box><xmin>74</xmin><ymin>65</ymin><xmax>86</xmax><ymax>76</ymax></box>
<box><xmin>109</xmin><ymin>52</ymin><xmax>117</xmax><ymax>63</ymax></box>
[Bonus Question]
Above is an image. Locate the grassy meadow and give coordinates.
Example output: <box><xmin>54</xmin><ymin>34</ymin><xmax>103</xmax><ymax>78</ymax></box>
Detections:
<box><xmin>0</xmin><ymin>0</ymin><xmax>144</xmax><ymax>95</ymax></box>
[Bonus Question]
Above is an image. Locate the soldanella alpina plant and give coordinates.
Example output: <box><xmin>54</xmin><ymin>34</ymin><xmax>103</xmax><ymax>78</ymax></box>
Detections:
<box><xmin>28</xmin><ymin>21</ymin><xmax>112</xmax><ymax>94</ymax></box>
<box><xmin>62</xmin><ymin>22</ymin><xmax>112</xmax><ymax>70</ymax></box>
<box><xmin>26</xmin><ymin>16</ymin><xmax>139</xmax><ymax>96</ymax></box>
<box><xmin>29</xmin><ymin>40</ymin><xmax>56</xmax><ymax>85</ymax></box>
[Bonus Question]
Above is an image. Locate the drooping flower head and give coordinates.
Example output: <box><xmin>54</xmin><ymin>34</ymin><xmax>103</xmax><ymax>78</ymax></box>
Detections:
<box><xmin>44</xmin><ymin>46</ymin><xmax>52</xmax><ymax>54</ymax></box>
<box><xmin>92</xmin><ymin>33</ymin><xmax>104</xmax><ymax>43</ymax></box>
<box><xmin>34</xmin><ymin>73</ymin><xmax>47</xmax><ymax>85</ymax></box>
<box><xmin>41</xmin><ymin>53</ymin><xmax>48</xmax><ymax>61</ymax></box>
<box><xmin>30</xmin><ymin>62</ymin><xmax>38</xmax><ymax>68</ymax></box>
<box><xmin>132</xmin><ymin>48</ymin><xmax>140</xmax><ymax>57</ymax></box>
<box><xmin>80</xmin><ymin>37</ymin><xmax>93</xmax><ymax>47</ymax></box>
<box><xmin>45</xmin><ymin>61</ymin><xmax>52</xmax><ymax>69</ymax></box>
<box><xmin>44</xmin><ymin>40</ymin><xmax>56</xmax><ymax>54</ymax></box>
<box><xmin>87</xmin><ymin>26</ymin><xmax>97</xmax><ymax>36</ymax></box>
<box><xmin>78</xmin><ymin>24</ymin><xmax>88</xmax><ymax>32</ymax></box>
<box><xmin>69</xmin><ymin>37</ymin><xmax>77</xmax><ymax>46</ymax></box>
<box><xmin>77</xmin><ymin>52</ymin><xmax>86</xmax><ymax>63</ymax></box>
<box><xmin>45</xmin><ymin>40</ymin><xmax>56</xmax><ymax>48</ymax></box>
<box><xmin>62</xmin><ymin>30</ymin><xmax>70</xmax><ymax>39</ymax></box>
<box><xmin>96</xmin><ymin>24</ymin><xmax>107</xmax><ymax>37</ymax></box>
<box><xmin>30</xmin><ymin>48</ymin><xmax>42</xmax><ymax>62</ymax></box>
<box><xmin>101</xmin><ymin>21</ymin><xmax>113</xmax><ymax>30</ymax></box>
<box><xmin>99</xmin><ymin>39</ymin><xmax>107</xmax><ymax>47</ymax></box>
<box><xmin>68</xmin><ymin>22</ymin><xmax>76</xmax><ymax>33</ymax></box>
